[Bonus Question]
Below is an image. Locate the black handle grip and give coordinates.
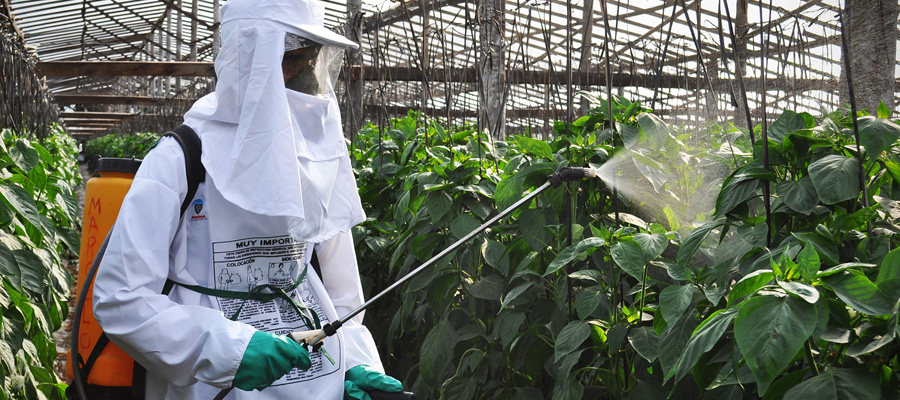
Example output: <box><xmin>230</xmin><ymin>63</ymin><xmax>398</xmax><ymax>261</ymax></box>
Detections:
<box><xmin>370</xmin><ymin>390</ymin><xmax>416</xmax><ymax>400</ymax></box>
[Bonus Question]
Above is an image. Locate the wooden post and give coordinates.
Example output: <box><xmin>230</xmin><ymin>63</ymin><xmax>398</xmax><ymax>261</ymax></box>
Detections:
<box><xmin>420</xmin><ymin>0</ymin><xmax>431</xmax><ymax>113</ymax></box>
<box><xmin>839</xmin><ymin>0</ymin><xmax>898</xmax><ymax>113</ymax></box>
<box><xmin>213</xmin><ymin>0</ymin><xmax>221</xmax><ymax>59</ymax></box>
<box><xmin>735</xmin><ymin>0</ymin><xmax>749</xmax><ymax>124</ymax></box>
<box><xmin>176</xmin><ymin>0</ymin><xmax>183</xmax><ymax>90</ymax></box>
<box><xmin>190</xmin><ymin>0</ymin><xmax>199</xmax><ymax>60</ymax></box>
<box><xmin>478</xmin><ymin>0</ymin><xmax>506</xmax><ymax>138</ymax></box>
<box><xmin>345</xmin><ymin>0</ymin><xmax>363</xmax><ymax>138</ymax></box>
<box><xmin>578</xmin><ymin>0</ymin><xmax>595</xmax><ymax>115</ymax></box>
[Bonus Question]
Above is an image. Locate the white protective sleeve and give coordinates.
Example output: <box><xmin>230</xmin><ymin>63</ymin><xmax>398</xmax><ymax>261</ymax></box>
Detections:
<box><xmin>315</xmin><ymin>232</ymin><xmax>385</xmax><ymax>372</ymax></box>
<box><xmin>92</xmin><ymin>140</ymin><xmax>255</xmax><ymax>389</ymax></box>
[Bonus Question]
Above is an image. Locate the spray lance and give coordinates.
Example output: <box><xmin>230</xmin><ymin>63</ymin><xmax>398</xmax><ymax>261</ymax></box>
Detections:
<box><xmin>289</xmin><ymin>166</ymin><xmax>599</xmax><ymax>349</ymax></box>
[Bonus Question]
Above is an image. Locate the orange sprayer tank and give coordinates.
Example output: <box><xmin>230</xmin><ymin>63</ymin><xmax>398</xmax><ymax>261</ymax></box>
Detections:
<box><xmin>66</xmin><ymin>158</ymin><xmax>141</xmax><ymax>386</ymax></box>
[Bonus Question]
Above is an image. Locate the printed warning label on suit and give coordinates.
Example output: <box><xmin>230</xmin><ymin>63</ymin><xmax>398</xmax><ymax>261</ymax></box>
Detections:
<box><xmin>211</xmin><ymin>235</ymin><xmax>341</xmax><ymax>384</ymax></box>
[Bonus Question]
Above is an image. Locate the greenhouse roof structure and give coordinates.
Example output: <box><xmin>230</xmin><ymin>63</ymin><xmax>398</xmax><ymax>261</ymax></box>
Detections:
<box><xmin>1</xmin><ymin>0</ymin><xmax>898</xmax><ymax>137</ymax></box>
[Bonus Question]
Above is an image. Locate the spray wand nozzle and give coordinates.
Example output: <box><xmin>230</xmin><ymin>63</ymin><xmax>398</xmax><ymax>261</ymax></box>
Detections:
<box><xmin>547</xmin><ymin>166</ymin><xmax>598</xmax><ymax>188</ymax></box>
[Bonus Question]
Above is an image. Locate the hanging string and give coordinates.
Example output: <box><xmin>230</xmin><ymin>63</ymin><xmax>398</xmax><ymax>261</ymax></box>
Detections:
<box><xmin>650</xmin><ymin>4</ymin><xmax>677</xmax><ymax>111</ymax></box>
<box><xmin>599</xmin><ymin>0</ymin><xmax>619</xmax><ymax>228</ymax></box>
<box><xmin>837</xmin><ymin>0</ymin><xmax>873</xmax><ymax>236</ymax></box>
<box><xmin>759</xmin><ymin>0</ymin><xmax>773</xmax><ymax>247</ymax></box>
<box><xmin>564</xmin><ymin>0</ymin><xmax>574</xmax><ymax>320</ymax></box>
<box><xmin>722</xmin><ymin>0</ymin><xmax>754</xmax><ymax>144</ymax></box>
<box><xmin>678</xmin><ymin>0</ymin><xmax>718</xmax><ymax>121</ymax></box>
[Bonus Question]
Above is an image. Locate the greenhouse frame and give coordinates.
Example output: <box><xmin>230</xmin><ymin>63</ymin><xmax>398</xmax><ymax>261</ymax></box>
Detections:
<box><xmin>0</xmin><ymin>1</ymin><xmax>899</xmax><ymax>399</ymax></box>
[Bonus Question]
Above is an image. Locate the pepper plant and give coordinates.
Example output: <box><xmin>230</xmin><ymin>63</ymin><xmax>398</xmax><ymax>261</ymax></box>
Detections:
<box><xmin>351</xmin><ymin>98</ymin><xmax>900</xmax><ymax>399</ymax></box>
<box><xmin>0</xmin><ymin>125</ymin><xmax>81</xmax><ymax>400</ymax></box>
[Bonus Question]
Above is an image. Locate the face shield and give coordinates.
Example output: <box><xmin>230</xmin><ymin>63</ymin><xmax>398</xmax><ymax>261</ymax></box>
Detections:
<box><xmin>282</xmin><ymin>32</ymin><xmax>345</xmax><ymax>97</ymax></box>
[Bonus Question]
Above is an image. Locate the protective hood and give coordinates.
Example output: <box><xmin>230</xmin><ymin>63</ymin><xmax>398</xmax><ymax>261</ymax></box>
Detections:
<box><xmin>182</xmin><ymin>0</ymin><xmax>364</xmax><ymax>243</ymax></box>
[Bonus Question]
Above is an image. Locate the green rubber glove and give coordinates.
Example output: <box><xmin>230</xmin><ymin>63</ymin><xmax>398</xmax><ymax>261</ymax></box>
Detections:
<box><xmin>234</xmin><ymin>331</ymin><xmax>311</xmax><ymax>391</ymax></box>
<box><xmin>344</xmin><ymin>364</ymin><xmax>403</xmax><ymax>400</ymax></box>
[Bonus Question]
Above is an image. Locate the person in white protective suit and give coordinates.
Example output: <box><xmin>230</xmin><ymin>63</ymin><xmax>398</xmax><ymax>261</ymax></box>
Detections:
<box><xmin>92</xmin><ymin>0</ymin><xmax>404</xmax><ymax>398</ymax></box>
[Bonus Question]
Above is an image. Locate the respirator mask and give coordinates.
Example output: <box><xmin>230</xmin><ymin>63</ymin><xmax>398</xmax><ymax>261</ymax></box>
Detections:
<box><xmin>282</xmin><ymin>32</ymin><xmax>344</xmax><ymax>97</ymax></box>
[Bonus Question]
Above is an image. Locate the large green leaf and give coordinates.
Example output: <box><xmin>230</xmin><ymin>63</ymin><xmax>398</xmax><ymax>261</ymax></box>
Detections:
<box><xmin>857</xmin><ymin>116</ymin><xmax>900</xmax><ymax>159</ymax></box>
<box><xmin>627</xmin><ymin>326</ymin><xmax>659</xmax><ymax>363</ymax></box>
<box><xmin>492</xmin><ymin>311</ymin><xmax>526</xmax><ymax>348</ymax></box>
<box><xmin>816</xmin><ymin>262</ymin><xmax>877</xmax><ymax>278</ymax></box>
<box><xmin>494</xmin><ymin>176</ymin><xmax>524</xmax><ymax>211</ymax></box>
<box><xmin>1</xmin><ymin>307</ymin><xmax>26</xmax><ymax>357</ymax></box>
<box><xmin>554</xmin><ymin>320</ymin><xmax>590</xmax><ymax>362</ymax></box>
<box><xmin>0</xmin><ymin>183</ymin><xmax>44</xmax><ymax>235</ymax></box>
<box><xmin>441</xmin><ymin>375</ymin><xmax>477</xmax><ymax>400</ymax></box>
<box><xmin>657</xmin><ymin>314</ymin><xmax>699</xmax><ymax>380</ymax></box>
<box><xmin>501</xmin><ymin>282</ymin><xmax>533</xmax><ymax>309</ymax></box>
<box><xmin>481</xmin><ymin>239</ymin><xmax>509</xmax><ymax>273</ymax></box>
<box><xmin>393</xmin><ymin>190</ymin><xmax>410</xmax><ymax>222</ymax></box>
<box><xmin>24</xmin><ymin>302</ymin><xmax>51</xmax><ymax>337</ymax></box>
<box><xmin>783</xmin><ymin>368</ymin><xmax>879</xmax><ymax>400</ymax></box>
<box><xmin>14</xmin><ymin>248</ymin><xmax>48</xmax><ymax>296</ymax></box>
<box><xmin>820</xmin><ymin>269</ymin><xmax>893</xmax><ymax>315</ymax></box>
<box><xmin>796</xmin><ymin>244</ymin><xmax>821</xmax><ymax>283</ymax></box>
<box><xmin>775</xmin><ymin>176</ymin><xmax>818</xmax><ymax>215</ymax></box>
<box><xmin>545</xmin><ymin>237</ymin><xmax>606</xmax><ymax>276</ymax></box>
<box><xmin>9</xmin><ymin>139</ymin><xmax>39</xmax><ymax>173</ymax></box>
<box><xmin>734</xmin><ymin>294</ymin><xmax>817</xmax><ymax>395</ymax></box>
<box><xmin>677</xmin><ymin>218</ymin><xmax>727</xmax><ymax>266</ymax></box>
<box><xmin>877</xmin><ymin>247</ymin><xmax>900</xmax><ymax>284</ymax></box>
<box><xmin>469</xmin><ymin>274</ymin><xmax>503</xmax><ymax>301</ymax></box>
<box><xmin>791</xmin><ymin>232</ymin><xmax>839</xmax><ymax>266</ymax></box>
<box><xmin>619</xmin><ymin>124</ymin><xmax>641</xmax><ymax>149</ymax></box>
<box><xmin>519</xmin><ymin>208</ymin><xmax>549</xmax><ymax>251</ymax></box>
<box><xmin>419</xmin><ymin>320</ymin><xmax>458</xmax><ymax>384</ymax></box>
<box><xmin>728</xmin><ymin>269</ymin><xmax>774</xmax><ymax>306</ymax></box>
<box><xmin>637</xmin><ymin>113</ymin><xmax>670</xmax><ymax>152</ymax></box>
<box><xmin>574</xmin><ymin>286</ymin><xmax>606</xmax><ymax>320</ymax></box>
<box><xmin>715</xmin><ymin>175</ymin><xmax>760</xmax><ymax>217</ymax></box>
<box><xmin>634</xmin><ymin>233</ymin><xmax>667</xmax><ymax>262</ymax></box>
<box><xmin>545</xmin><ymin>246</ymin><xmax>578</xmax><ymax>277</ymax></box>
<box><xmin>632</xmin><ymin>156</ymin><xmax>668</xmax><ymax>193</ymax></box>
<box><xmin>611</xmin><ymin>239</ymin><xmax>645</xmax><ymax>279</ymax></box>
<box><xmin>449</xmin><ymin>213</ymin><xmax>480</xmax><ymax>239</ymax></box>
<box><xmin>769</xmin><ymin>110</ymin><xmax>812</xmax><ymax>144</ymax></box>
<box><xmin>834</xmin><ymin>205</ymin><xmax>880</xmax><ymax>233</ymax></box>
<box><xmin>777</xmin><ymin>281</ymin><xmax>819</xmax><ymax>304</ymax></box>
<box><xmin>427</xmin><ymin>192</ymin><xmax>452</xmax><ymax>223</ymax></box>
<box><xmin>670</xmin><ymin>307</ymin><xmax>739</xmax><ymax>383</ymax></box>
<box><xmin>0</xmin><ymin>240</ymin><xmax>21</xmax><ymax>289</ymax></box>
<box><xmin>884</xmin><ymin>160</ymin><xmax>900</xmax><ymax>184</ymax></box>
<box><xmin>659</xmin><ymin>284</ymin><xmax>694</xmax><ymax>325</ymax></box>
<box><xmin>551</xmin><ymin>376</ymin><xmax>584</xmax><ymax>400</ymax></box>
<box><xmin>514</xmin><ymin>136</ymin><xmax>552</xmax><ymax>159</ymax></box>
<box><xmin>808</xmin><ymin>155</ymin><xmax>861</xmax><ymax>205</ymax></box>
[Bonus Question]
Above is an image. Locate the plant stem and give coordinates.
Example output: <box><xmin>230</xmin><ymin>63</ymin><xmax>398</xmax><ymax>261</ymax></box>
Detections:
<box><xmin>804</xmin><ymin>340</ymin><xmax>820</xmax><ymax>375</ymax></box>
<box><xmin>639</xmin><ymin>265</ymin><xmax>647</xmax><ymax>324</ymax></box>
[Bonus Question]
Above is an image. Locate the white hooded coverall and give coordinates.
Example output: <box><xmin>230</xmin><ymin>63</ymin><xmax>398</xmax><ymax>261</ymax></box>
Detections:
<box><xmin>92</xmin><ymin>0</ymin><xmax>382</xmax><ymax>398</ymax></box>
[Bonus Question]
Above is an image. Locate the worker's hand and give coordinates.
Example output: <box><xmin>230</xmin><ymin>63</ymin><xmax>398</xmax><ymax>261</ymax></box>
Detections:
<box><xmin>343</xmin><ymin>364</ymin><xmax>403</xmax><ymax>400</ymax></box>
<box><xmin>234</xmin><ymin>331</ymin><xmax>312</xmax><ymax>391</ymax></box>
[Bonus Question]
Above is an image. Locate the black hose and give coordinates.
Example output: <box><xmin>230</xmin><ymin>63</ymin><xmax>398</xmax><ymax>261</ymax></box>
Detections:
<box><xmin>70</xmin><ymin>227</ymin><xmax>113</xmax><ymax>400</ymax></box>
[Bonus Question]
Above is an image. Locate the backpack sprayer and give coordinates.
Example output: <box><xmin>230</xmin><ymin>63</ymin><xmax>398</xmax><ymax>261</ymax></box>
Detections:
<box><xmin>289</xmin><ymin>166</ymin><xmax>599</xmax><ymax>348</ymax></box>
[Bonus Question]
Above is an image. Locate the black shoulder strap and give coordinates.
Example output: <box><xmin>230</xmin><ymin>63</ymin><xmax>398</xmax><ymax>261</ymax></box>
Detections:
<box><xmin>160</xmin><ymin>124</ymin><xmax>203</xmax><ymax>298</ymax></box>
<box><xmin>164</xmin><ymin>125</ymin><xmax>206</xmax><ymax>219</ymax></box>
<box><xmin>163</xmin><ymin>124</ymin><xmax>206</xmax><ymax>217</ymax></box>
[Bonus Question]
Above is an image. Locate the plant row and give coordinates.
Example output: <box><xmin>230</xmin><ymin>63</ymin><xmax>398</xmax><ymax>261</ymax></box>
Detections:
<box><xmin>82</xmin><ymin>132</ymin><xmax>159</xmax><ymax>171</ymax></box>
<box><xmin>0</xmin><ymin>125</ymin><xmax>81</xmax><ymax>400</ymax></box>
<box><xmin>350</xmin><ymin>97</ymin><xmax>900</xmax><ymax>399</ymax></box>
